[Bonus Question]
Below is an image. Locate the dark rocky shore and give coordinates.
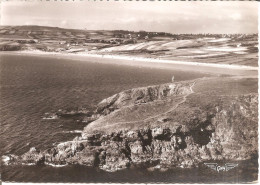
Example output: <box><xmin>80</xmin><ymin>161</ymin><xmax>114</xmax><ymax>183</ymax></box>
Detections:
<box><xmin>2</xmin><ymin>77</ymin><xmax>258</xmax><ymax>172</ymax></box>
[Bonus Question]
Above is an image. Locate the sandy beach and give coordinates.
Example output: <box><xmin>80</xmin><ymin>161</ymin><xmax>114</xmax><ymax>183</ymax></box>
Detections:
<box><xmin>0</xmin><ymin>50</ymin><xmax>258</xmax><ymax>76</ymax></box>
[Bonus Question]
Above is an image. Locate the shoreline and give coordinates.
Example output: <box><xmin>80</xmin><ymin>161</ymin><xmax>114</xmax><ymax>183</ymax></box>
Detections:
<box><xmin>1</xmin><ymin>50</ymin><xmax>258</xmax><ymax>176</ymax></box>
<box><xmin>0</xmin><ymin>50</ymin><xmax>258</xmax><ymax>76</ymax></box>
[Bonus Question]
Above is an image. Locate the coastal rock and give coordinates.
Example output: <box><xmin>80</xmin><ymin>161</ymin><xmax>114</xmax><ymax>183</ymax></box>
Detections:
<box><xmin>151</xmin><ymin>127</ymin><xmax>171</xmax><ymax>140</ymax></box>
<box><xmin>21</xmin><ymin>147</ymin><xmax>45</xmax><ymax>165</ymax></box>
<box><xmin>95</xmin><ymin>82</ymin><xmax>192</xmax><ymax>115</ymax></box>
<box><xmin>100</xmin><ymin>141</ymin><xmax>130</xmax><ymax>172</ymax></box>
<box><xmin>2</xmin><ymin>80</ymin><xmax>258</xmax><ymax>173</ymax></box>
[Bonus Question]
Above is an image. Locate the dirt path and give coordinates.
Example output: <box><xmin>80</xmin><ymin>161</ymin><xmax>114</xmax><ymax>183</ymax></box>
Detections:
<box><xmin>94</xmin><ymin>81</ymin><xmax>197</xmax><ymax>130</ymax></box>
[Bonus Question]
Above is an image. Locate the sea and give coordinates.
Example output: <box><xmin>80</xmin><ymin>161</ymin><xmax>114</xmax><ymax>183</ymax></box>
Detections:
<box><xmin>0</xmin><ymin>53</ymin><xmax>257</xmax><ymax>183</ymax></box>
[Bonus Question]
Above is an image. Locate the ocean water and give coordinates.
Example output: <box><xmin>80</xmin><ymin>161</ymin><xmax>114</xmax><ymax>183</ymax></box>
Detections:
<box><xmin>0</xmin><ymin>53</ymin><xmax>256</xmax><ymax>183</ymax></box>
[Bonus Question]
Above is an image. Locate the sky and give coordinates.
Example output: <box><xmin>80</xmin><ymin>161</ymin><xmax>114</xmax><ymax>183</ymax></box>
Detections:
<box><xmin>0</xmin><ymin>1</ymin><xmax>258</xmax><ymax>34</ymax></box>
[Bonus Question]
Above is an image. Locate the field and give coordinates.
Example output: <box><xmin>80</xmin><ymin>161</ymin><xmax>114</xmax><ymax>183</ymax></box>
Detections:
<box><xmin>99</xmin><ymin>37</ymin><xmax>258</xmax><ymax>67</ymax></box>
<box><xmin>0</xmin><ymin>25</ymin><xmax>258</xmax><ymax>67</ymax></box>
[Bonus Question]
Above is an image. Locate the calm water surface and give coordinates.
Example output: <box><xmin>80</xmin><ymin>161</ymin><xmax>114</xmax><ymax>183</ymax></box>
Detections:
<box><xmin>0</xmin><ymin>53</ymin><xmax>256</xmax><ymax>183</ymax></box>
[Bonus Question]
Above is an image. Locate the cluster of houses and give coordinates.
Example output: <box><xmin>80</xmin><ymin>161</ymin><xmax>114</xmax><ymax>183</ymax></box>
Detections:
<box><xmin>171</xmin><ymin>33</ymin><xmax>257</xmax><ymax>40</ymax></box>
<box><xmin>113</xmin><ymin>30</ymin><xmax>172</xmax><ymax>40</ymax></box>
<box><xmin>62</xmin><ymin>38</ymin><xmax>137</xmax><ymax>48</ymax></box>
<box><xmin>1</xmin><ymin>26</ymin><xmax>256</xmax><ymax>53</ymax></box>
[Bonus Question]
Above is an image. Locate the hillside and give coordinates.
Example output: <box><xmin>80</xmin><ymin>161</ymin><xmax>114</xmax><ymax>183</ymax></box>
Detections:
<box><xmin>0</xmin><ymin>25</ymin><xmax>258</xmax><ymax>67</ymax></box>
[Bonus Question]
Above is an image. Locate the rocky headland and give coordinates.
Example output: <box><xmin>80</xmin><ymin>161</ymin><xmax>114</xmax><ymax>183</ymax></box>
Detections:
<box><xmin>2</xmin><ymin>76</ymin><xmax>258</xmax><ymax>172</ymax></box>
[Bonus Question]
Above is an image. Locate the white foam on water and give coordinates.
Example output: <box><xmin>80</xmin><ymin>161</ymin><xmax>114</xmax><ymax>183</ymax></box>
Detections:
<box><xmin>2</xmin><ymin>155</ymin><xmax>11</xmax><ymax>164</ymax></box>
<box><xmin>16</xmin><ymin>50</ymin><xmax>258</xmax><ymax>71</ymax></box>
<box><xmin>63</xmin><ymin>130</ymin><xmax>83</xmax><ymax>134</ymax></box>
<box><xmin>42</xmin><ymin>114</ymin><xmax>59</xmax><ymax>120</ymax></box>
<box><xmin>22</xmin><ymin>163</ymin><xmax>36</xmax><ymax>166</ymax></box>
<box><xmin>45</xmin><ymin>162</ymin><xmax>68</xmax><ymax>167</ymax></box>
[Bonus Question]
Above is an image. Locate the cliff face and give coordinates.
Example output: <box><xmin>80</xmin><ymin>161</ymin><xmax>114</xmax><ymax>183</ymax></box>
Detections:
<box><xmin>2</xmin><ymin>77</ymin><xmax>258</xmax><ymax>172</ymax></box>
<box><xmin>84</xmin><ymin>81</ymin><xmax>194</xmax><ymax>133</ymax></box>
<box><xmin>95</xmin><ymin>81</ymin><xmax>192</xmax><ymax>116</ymax></box>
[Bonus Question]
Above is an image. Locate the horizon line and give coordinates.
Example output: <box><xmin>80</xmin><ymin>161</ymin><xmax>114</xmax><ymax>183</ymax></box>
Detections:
<box><xmin>0</xmin><ymin>24</ymin><xmax>258</xmax><ymax>35</ymax></box>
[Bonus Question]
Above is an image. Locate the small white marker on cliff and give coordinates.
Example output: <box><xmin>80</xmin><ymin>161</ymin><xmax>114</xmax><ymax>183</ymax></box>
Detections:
<box><xmin>172</xmin><ymin>75</ymin><xmax>175</xmax><ymax>82</ymax></box>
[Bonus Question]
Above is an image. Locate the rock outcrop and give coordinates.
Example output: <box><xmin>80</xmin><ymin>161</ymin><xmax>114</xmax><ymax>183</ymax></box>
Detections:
<box><xmin>95</xmin><ymin>81</ymin><xmax>192</xmax><ymax>116</ymax></box>
<box><xmin>2</xmin><ymin>78</ymin><xmax>258</xmax><ymax>172</ymax></box>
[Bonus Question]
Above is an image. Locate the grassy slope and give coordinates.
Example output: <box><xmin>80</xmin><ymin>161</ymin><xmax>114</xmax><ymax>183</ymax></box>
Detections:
<box><xmin>83</xmin><ymin>76</ymin><xmax>257</xmax><ymax>134</ymax></box>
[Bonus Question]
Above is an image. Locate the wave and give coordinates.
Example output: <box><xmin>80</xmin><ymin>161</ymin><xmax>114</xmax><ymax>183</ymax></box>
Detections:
<box><xmin>44</xmin><ymin>162</ymin><xmax>68</xmax><ymax>167</ymax></box>
<box><xmin>62</xmin><ymin>130</ymin><xmax>83</xmax><ymax>134</ymax></box>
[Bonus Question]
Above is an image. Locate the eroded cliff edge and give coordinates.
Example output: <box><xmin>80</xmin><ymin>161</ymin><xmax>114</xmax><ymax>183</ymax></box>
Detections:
<box><xmin>2</xmin><ymin>76</ymin><xmax>258</xmax><ymax>172</ymax></box>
